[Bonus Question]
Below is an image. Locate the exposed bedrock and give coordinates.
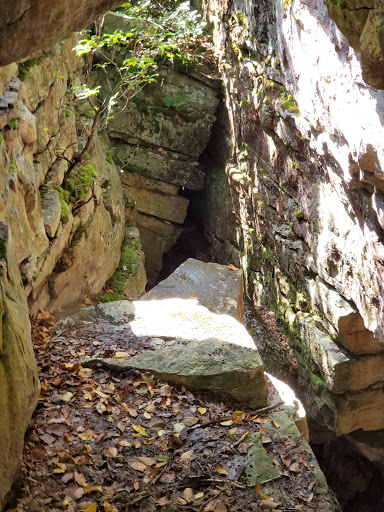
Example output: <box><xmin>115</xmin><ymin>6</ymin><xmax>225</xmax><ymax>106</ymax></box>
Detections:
<box><xmin>200</xmin><ymin>0</ymin><xmax>384</xmax><ymax>437</ymax></box>
<box><xmin>94</xmin><ymin>15</ymin><xmax>220</xmax><ymax>284</ymax></box>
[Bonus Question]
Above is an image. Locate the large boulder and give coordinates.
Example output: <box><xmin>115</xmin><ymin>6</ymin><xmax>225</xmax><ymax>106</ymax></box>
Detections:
<box><xmin>84</xmin><ymin>337</ymin><xmax>269</xmax><ymax>408</ymax></box>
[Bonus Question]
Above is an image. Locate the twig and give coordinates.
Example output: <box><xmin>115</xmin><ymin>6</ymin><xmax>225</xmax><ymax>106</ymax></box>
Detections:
<box><xmin>233</xmin><ymin>431</ymin><xmax>249</xmax><ymax>448</ymax></box>
<box><xmin>251</xmin><ymin>400</ymin><xmax>284</xmax><ymax>415</ymax></box>
<box><xmin>200</xmin><ymin>488</ymin><xmax>226</xmax><ymax>511</ymax></box>
<box><xmin>187</xmin><ymin>416</ymin><xmax>231</xmax><ymax>432</ymax></box>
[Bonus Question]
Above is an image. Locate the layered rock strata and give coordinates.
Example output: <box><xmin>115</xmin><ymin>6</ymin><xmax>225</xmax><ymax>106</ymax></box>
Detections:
<box><xmin>201</xmin><ymin>0</ymin><xmax>384</xmax><ymax>435</ymax></box>
<box><xmin>0</xmin><ymin>37</ymin><xmax>126</xmax><ymax>314</ymax></box>
<box><xmin>96</xmin><ymin>13</ymin><xmax>220</xmax><ymax>284</ymax></box>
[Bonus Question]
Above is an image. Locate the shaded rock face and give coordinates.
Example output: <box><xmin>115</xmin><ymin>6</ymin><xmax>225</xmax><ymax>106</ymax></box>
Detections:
<box><xmin>109</xmin><ymin>63</ymin><xmax>219</xmax><ymax>284</ymax></box>
<box><xmin>0</xmin><ymin>226</ymin><xmax>40</xmax><ymax>509</ymax></box>
<box><xmin>93</xmin><ymin>16</ymin><xmax>220</xmax><ymax>283</ymax></box>
<box><xmin>201</xmin><ymin>0</ymin><xmax>384</xmax><ymax>435</ymax></box>
<box><xmin>0</xmin><ymin>0</ymin><xmax>123</xmax><ymax>67</ymax></box>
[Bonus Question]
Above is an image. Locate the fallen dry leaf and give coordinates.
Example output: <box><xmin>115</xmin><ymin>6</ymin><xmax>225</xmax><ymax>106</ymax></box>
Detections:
<box><xmin>137</xmin><ymin>456</ymin><xmax>156</xmax><ymax>466</ymax></box>
<box><xmin>131</xmin><ymin>460</ymin><xmax>147</xmax><ymax>472</ymax></box>
<box><xmin>84</xmin><ymin>504</ymin><xmax>98</xmax><ymax>512</ymax></box>
<box><xmin>180</xmin><ymin>450</ymin><xmax>194</xmax><ymax>462</ymax></box>
<box><xmin>183</xmin><ymin>487</ymin><xmax>193</xmax><ymax>503</ymax></box>
<box><xmin>214</xmin><ymin>464</ymin><xmax>228</xmax><ymax>476</ymax></box>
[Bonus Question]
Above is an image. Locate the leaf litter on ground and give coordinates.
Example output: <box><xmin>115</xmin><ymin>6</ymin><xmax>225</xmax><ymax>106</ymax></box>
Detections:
<box><xmin>6</xmin><ymin>307</ymin><xmax>329</xmax><ymax>512</ymax></box>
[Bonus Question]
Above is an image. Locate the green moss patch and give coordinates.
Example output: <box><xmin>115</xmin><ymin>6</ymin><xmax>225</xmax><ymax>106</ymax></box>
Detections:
<box><xmin>18</xmin><ymin>58</ymin><xmax>40</xmax><ymax>82</ymax></box>
<box><xmin>97</xmin><ymin>292</ymin><xmax>126</xmax><ymax>303</ymax></box>
<box><xmin>53</xmin><ymin>186</ymin><xmax>71</xmax><ymax>223</ymax></box>
<box><xmin>111</xmin><ymin>239</ymin><xmax>141</xmax><ymax>294</ymax></box>
<box><xmin>65</xmin><ymin>161</ymin><xmax>97</xmax><ymax>204</ymax></box>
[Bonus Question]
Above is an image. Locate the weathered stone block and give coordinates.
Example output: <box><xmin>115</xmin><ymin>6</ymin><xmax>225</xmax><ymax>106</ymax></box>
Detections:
<box><xmin>120</xmin><ymin>169</ymin><xmax>179</xmax><ymax>196</ymax></box>
<box><xmin>114</xmin><ymin>143</ymin><xmax>206</xmax><ymax>190</ymax></box>
<box><xmin>136</xmin><ymin>211</ymin><xmax>182</xmax><ymax>239</ymax></box>
<box><xmin>41</xmin><ymin>188</ymin><xmax>61</xmax><ymax>238</ymax></box>
<box><xmin>337</xmin><ymin>313</ymin><xmax>384</xmax><ymax>355</ymax></box>
<box><xmin>110</xmin><ymin>227</ymin><xmax>147</xmax><ymax>300</ymax></box>
<box><xmin>299</xmin><ymin>317</ymin><xmax>384</xmax><ymax>394</ymax></box>
<box><xmin>85</xmin><ymin>338</ymin><xmax>268</xmax><ymax>408</ymax></box>
<box><xmin>17</xmin><ymin>105</ymin><xmax>36</xmax><ymax>145</ymax></box>
<box><xmin>128</xmin><ymin>186</ymin><xmax>189</xmax><ymax>224</ymax></box>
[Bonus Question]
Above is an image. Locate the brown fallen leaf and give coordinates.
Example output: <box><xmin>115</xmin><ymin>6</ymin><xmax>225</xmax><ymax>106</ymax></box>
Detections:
<box><xmin>137</xmin><ymin>456</ymin><xmax>157</xmax><ymax>466</ymax></box>
<box><xmin>75</xmin><ymin>472</ymin><xmax>88</xmax><ymax>487</ymax></box>
<box><xmin>214</xmin><ymin>464</ymin><xmax>228</xmax><ymax>476</ymax></box>
<box><xmin>227</xmin><ymin>264</ymin><xmax>237</xmax><ymax>270</ymax></box>
<box><xmin>184</xmin><ymin>416</ymin><xmax>198</xmax><ymax>427</ymax></box>
<box><xmin>180</xmin><ymin>450</ymin><xmax>194</xmax><ymax>462</ymax></box>
<box><xmin>289</xmin><ymin>462</ymin><xmax>301</xmax><ymax>472</ymax></box>
<box><xmin>131</xmin><ymin>460</ymin><xmax>147</xmax><ymax>472</ymax></box>
<box><xmin>73</xmin><ymin>487</ymin><xmax>84</xmax><ymax>501</ymax></box>
<box><xmin>116</xmin><ymin>421</ymin><xmax>125</xmax><ymax>433</ymax></box>
<box><xmin>183</xmin><ymin>488</ymin><xmax>193</xmax><ymax>503</ymax></box>
<box><xmin>109</xmin><ymin>446</ymin><xmax>118</xmax><ymax>457</ymax></box>
<box><xmin>155</xmin><ymin>497</ymin><xmax>169</xmax><ymax>506</ymax></box>
<box><xmin>118</xmin><ymin>440</ymin><xmax>132</xmax><ymax>447</ymax></box>
<box><xmin>260</xmin><ymin>500</ymin><xmax>281</xmax><ymax>509</ymax></box>
<box><xmin>84</xmin><ymin>486</ymin><xmax>103</xmax><ymax>494</ymax></box>
<box><xmin>113</xmin><ymin>351</ymin><xmax>131</xmax><ymax>359</ymax></box>
<box><xmin>84</xmin><ymin>504</ymin><xmax>98</xmax><ymax>512</ymax></box>
<box><xmin>215</xmin><ymin>501</ymin><xmax>227</xmax><ymax>512</ymax></box>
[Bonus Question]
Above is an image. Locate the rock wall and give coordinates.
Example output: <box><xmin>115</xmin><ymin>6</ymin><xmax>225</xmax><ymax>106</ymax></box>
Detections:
<box><xmin>97</xmin><ymin>13</ymin><xmax>220</xmax><ymax>285</ymax></box>
<box><xmin>201</xmin><ymin>0</ymin><xmax>384</xmax><ymax>436</ymax></box>
<box><xmin>0</xmin><ymin>227</ymin><xmax>40</xmax><ymax>510</ymax></box>
<box><xmin>0</xmin><ymin>36</ymin><xmax>126</xmax><ymax>315</ymax></box>
<box><xmin>0</xmin><ymin>0</ymin><xmax>123</xmax><ymax>67</ymax></box>
<box><xmin>0</xmin><ymin>35</ymin><xmax>127</xmax><ymax>505</ymax></box>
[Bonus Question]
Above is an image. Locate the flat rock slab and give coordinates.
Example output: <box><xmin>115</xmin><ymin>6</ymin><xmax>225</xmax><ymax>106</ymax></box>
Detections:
<box><xmin>82</xmin><ymin>338</ymin><xmax>268</xmax><ymax>408</ymax></box>
<box><xmin>107</xmin><ymin>298</ymin><xmax>254</xmax><ymax>349</ymax></box>
<box><xmin>41</xmin><ymin>188</ymin><xmax>61</xmax><ymax>238</ymax></box>
<box><xmin>244</xmin><ymin>433</ymin><xmax>282</xmax><ymax>484</ymax></box>
<box><xmin>143</xmin><ymin>258</ymin><xmax>244</xmax><ymax>320</ymax></box>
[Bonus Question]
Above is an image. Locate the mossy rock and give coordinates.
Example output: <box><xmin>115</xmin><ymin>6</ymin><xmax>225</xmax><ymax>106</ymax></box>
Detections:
<box><xmin>97</xmin><ymin>292</ymin><xmax>127</xmax><ymax>303</ymax></box>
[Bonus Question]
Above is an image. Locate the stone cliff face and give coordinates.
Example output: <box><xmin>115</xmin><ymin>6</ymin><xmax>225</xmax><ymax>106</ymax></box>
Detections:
<box><xmin>0</xmin><ymin>37</ymin><xmax>125</xmax><ymax>314</ymax></box>
<box><xmin>0</xmin><ymin>36</ymin><xmax>127</xmax><ymax>506</ymax></box>
<box><xmin>201</xmin><ymin>0</ymin><xmax>384</xmax><ymax>436</ymax></box>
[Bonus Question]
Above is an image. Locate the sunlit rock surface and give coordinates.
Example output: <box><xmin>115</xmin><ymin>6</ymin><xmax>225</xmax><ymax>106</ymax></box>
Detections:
<box><xmin>201</xmin><ymin>0</ymin><xmax>384</xmax><ymax>434</ymax></box>
<box><xmin>0</xmin><ymin>37</ymin><xmax>126</xmax><ymax>314</ymax></box>
<box><xmin>144</xmin><ymin>258</ymin><xmax>244</xmax><ymax>321</ymax></box>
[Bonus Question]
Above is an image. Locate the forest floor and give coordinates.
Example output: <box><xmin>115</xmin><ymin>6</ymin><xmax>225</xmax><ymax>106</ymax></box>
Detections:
<box><xmin>6</xmin><ymin>304</ymin><xmax>331</xmax><ymax>512</ymax></box>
